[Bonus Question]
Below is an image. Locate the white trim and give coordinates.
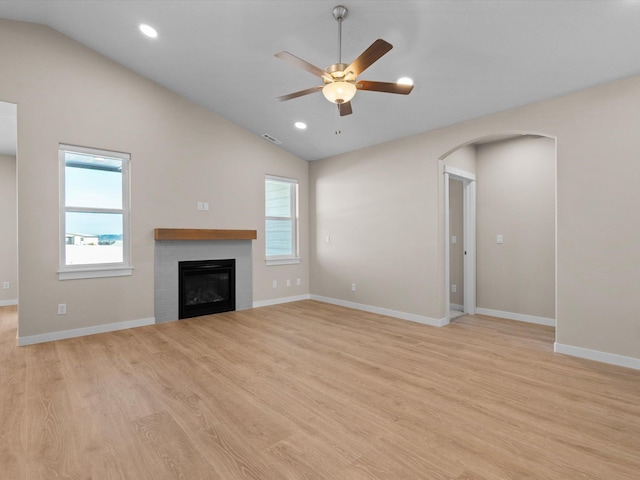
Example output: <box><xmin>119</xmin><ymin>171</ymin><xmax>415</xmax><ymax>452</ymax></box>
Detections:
<box><xmin>265</xmin><ymin>175</ymin><xmax>299</xmax><ymax>261</ymax></box>
<box><xmin>554</xmin><ymin>343</ymin><xmax>640</xmax><ymax>371</ymax></box>
<box><xmin>58</xmin><ymin>266</ymin><xmax>133</xmax><ymax>280</ymax></box>
<box><xmin>265</xmin><ymin>257</ymin><xmax>301</xmax><ymax>266</ymax></box>
<box><xmin>60</xmin><ymin>143</ymin><xmax>130</xmax><ymax>161</ymax></box>
<box><xmin>444</xmin><ymin>166</ymin><xmax>477</xmax><ymax>320</ymax></box>
<box><xmin>463</xmin><ymin>179</ymin><xmax>476</xmax><ymax>315</ymax></box>
<box><xmin>18</xmin><ymin>317</ymin><xmax>155</xmax><ymax>346</ymax></box>
<box><xmin>444</xmin><ymin>171</ymin><xmax>450</xmax><ymax>323</ymax></box>
<box><xmin>0</xmin><ymin>299</ymin><xmax>18</xmax><ymax>307</ymax></box>
<box><xmin>253</xmin><ymin>294</ymin><xmax>311</xmax><ymax>308</ymax></box>
<box><xmin>265</xmin><ymin>174</ymin><xmax>297</xmax><ymax>184</ymax></box>
<box><xmin>444</xmin><ymin>165</ymin><xmax>476</xmax><ymax>181</ymax></box>
<box><xmin>59</xmin><ymin>144</ymin><xmax>131</xmax><ymax>279</ymax></box>
<box><xmin>475</xmin><ymin>307</ymin><xmax>555</xmax><ymax>327</ymax></box>
<box><xmin>310</xmin><ymin>295</ymin><xmax>449</xmax><ymax>327</ymax></box>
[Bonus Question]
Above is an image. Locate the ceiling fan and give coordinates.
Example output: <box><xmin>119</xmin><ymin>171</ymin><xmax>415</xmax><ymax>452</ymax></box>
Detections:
<box><xmin>274</xmin><ymin>5</ymin><xmax>414</xmax><ymax>116</ymax></box>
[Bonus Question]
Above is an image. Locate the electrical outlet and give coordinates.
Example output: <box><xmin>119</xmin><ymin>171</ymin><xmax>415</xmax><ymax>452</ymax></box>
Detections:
<box><xmin>2</xmin><ymin>281</ymin><xmax>9</xmax><ymax>290</ymax></box>
<box><xmin>272</xmin><ymin>280</ymin><xmax>277</xmax><ymax>288</ymax></box>
<box><xmin>197</xmin><ymin>201</ymin><xmax>203</xmax><ymax>211</ymax></box>
<box><xmin>451</xmin><ymin>284</ymin><xmax>457</xmax><ymax>293</ymax></box>
<box><xmin>296</xmin><ymin>278</ymin><xmax>301</xmax><ymax>286</ymax></box>
<box><xmin>351</xmin><ymin>283</ymin><xmax>357</xmax><ymax>292</ymax></box>
<box><xmin>286</xmin><ymin>279</ymin><xmax>291</xmax><ymax>287</ymax></box>
<box><xmin>203</xmin><ymin>202</ymin><xmax>209</xmax><ymax>211</ymax></box>
<box><xmin>57</xmin><ymin>303</ymin><xmax>67</xmax><ymax>315</ymax></box>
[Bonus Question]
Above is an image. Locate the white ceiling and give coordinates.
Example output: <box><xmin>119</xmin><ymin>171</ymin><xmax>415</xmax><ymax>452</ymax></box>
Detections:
<box><xmin>1</xmin><ymin>1</ymin><xmax>640</xmax><ymax>161</ymax></box>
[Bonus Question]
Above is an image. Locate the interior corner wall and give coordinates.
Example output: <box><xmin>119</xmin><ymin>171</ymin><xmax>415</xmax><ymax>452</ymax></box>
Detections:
<box><xmin>0</xmin><ymin>19</ymin><xmax>309</xmax><ymax>339</ymax></box>
<box><xmin>0</xmin><ymin>154</ymin><xmax>17</xmax><ymax>304</ymax></box>
<box><xmin>310</xmin><ymin>74</ymin><xmax>640</xmax><ymax>361</ymax></box>
<box><xmin>475</xmin><ymin>136</ymin><xmax>556</xmax><ymax>319</ymax></box>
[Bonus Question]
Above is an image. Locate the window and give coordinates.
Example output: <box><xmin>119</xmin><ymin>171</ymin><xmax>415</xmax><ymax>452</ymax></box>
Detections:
<box><xmin>59</xmin><ymin>144</ymin><xmax>131</xmax><ymax>279</ymax></box>
<box><xmin>265</xmin><ymin>175</ymin><xmax>300</xmax><ymax>265</ymax></box>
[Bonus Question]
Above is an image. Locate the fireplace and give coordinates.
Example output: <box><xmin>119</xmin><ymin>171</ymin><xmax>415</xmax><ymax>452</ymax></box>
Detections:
<box><xmin>178</xmin><ymin>259</ymin><xmax>235</xmax><ymax>319</ymax></box>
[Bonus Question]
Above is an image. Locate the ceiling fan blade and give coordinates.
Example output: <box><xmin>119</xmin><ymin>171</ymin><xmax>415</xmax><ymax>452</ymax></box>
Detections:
<box><xmin>346</xmin><ymin>39</ymin><xmax>393</xmax><ymax>77</ymax></box>
<box><xmin>338</xmin><ymin>101</ymin><xmax>353</xmax><ymax>116</ymax></box>
<box><xmin>356</xmin><ymin>80</ymin><xmax>414</xmax><ymax>95</ymax></box>
<box><xmin>276</xmin><ymin>85</ymin><xmax>323</xmax><ymax>102</ymax></box>
<box><xmin>275</xmin><ymin>51</ymin><xmax>333</xmax><ymax>82</ymax></box>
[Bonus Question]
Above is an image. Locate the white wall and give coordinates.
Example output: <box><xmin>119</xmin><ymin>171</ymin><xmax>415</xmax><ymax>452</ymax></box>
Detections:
<box><xmin>476</xmin><ymin>136</ymin><xmax>555</xmax><ymax>319</ymax></box>
<box><xmin>0</xmin><ymin>154</ymin><xmax>17</xmax><ymax>305</ymax></box>
<box><xmin>0</xmin><ymin>19</ymin><xmax>309</xmax><ymax>339</ymax></box>
<box><xmin>311</xmin><ymin>75</ymin><xmax>640</xmax><ymax>361</ymax></box>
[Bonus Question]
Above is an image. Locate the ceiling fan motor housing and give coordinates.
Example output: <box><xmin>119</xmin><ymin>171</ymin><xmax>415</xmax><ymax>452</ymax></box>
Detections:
<box><xmin>324</xmin><ymin>63</ymin><xmax>353</xmax><ymax>83</ymax></box>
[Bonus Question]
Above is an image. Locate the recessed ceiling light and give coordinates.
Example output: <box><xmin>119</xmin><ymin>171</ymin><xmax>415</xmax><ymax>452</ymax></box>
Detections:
<box><xmin>139</xmin><ymin>24</ymin><xmax>158</xmax><ymax>38</ymax></box>
<box><xmin>397</xmin><ymin>77</ymin><xmax>414</xmax><ymax>86</ymax></box>
<box><xmin>294</xmin><ymin>121</ymin><xmax>307</xmax><ymax>130</ymax></box>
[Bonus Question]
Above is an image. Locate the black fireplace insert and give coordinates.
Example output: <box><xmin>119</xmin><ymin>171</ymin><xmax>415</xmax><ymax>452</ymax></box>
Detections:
<box><xmin>178</xmin><ymin>259</ymin><xmax>235</xmax><ymax>319</ymax></box>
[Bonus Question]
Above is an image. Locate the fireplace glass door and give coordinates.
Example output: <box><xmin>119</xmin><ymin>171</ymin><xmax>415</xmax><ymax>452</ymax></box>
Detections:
<box><xmin>179</xmin><ymin>259</ymin><xmax>235</xmax><ymax>319</ymax></box>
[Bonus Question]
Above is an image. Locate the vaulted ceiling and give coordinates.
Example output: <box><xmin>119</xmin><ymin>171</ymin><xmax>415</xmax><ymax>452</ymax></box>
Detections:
<box><xmin>1</xmin><ymin>1</ymin><xmax>640</xmax><ymax>160</ymax></box>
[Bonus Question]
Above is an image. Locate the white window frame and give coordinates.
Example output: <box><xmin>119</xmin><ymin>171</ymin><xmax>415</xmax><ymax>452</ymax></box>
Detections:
<box><xmin>265</xmin><ymin>174</ymin><xmax>300</xmax><ymax>266</ymax></box>
<box><xmin>58</xmin><ymin>144</ymin><xmax>132</xmax><ymax>280</ymax></box>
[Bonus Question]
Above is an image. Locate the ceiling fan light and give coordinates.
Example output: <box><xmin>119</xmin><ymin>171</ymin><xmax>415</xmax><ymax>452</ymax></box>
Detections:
<box><xmin>322</xmin><ymin>81</ymin><xmax>356</xmax><ymax>104</ymax></box>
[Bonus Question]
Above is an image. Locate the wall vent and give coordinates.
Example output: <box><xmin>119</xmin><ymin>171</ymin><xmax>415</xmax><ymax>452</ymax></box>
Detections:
<box><xmin>262</xmin><ymin>134</ymin><xmax>282</xmax><ymax>145</ymax></box>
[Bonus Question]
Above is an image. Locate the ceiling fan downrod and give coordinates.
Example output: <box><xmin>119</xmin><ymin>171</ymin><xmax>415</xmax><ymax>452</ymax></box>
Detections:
<box><xmin>332</xmin><ymin>5</ymin><xmax>348</xmax><ymax>65</ymax></box>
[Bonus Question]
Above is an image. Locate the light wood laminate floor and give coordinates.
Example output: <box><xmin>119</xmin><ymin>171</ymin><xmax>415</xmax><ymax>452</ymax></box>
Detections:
<box><xmin>1</xmin><ymin>301</ymin><xmax>639</xmax><ymax>479</ymax></box>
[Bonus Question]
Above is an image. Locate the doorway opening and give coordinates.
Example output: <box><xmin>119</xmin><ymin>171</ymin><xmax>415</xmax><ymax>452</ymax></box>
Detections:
<box><xmin>0</xmin><ymin>101</ymin><xmax>18</xmax><ymax>319</ymax></box>
<box><xmin>444</xmin><ymin>165</ymin><xmax>476</xmax><ymax>323</ymax></box>
<box><xmin>441</xmin><ymin>132</ymin><xmax>557</xmax><ymax>328</ymax></box>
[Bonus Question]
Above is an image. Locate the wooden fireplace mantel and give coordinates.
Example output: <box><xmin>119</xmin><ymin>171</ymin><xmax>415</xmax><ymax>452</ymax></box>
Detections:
<box><xmin>154</xmin><ymin>228</ymin><xmax>257</xmax><ymax>241</ymax></box>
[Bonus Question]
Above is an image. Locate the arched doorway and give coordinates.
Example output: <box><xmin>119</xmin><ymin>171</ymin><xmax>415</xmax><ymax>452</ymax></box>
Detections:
<box><xmin>440</xmin><ymin>132</ymin><xmax>557</xmax><ymax>327</ymax></box>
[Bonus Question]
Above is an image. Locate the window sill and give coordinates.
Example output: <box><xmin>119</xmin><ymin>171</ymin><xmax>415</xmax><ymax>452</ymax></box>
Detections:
<box><xmin>58</xmin><ymin>266</ymin><xmax>133</xmax><ymax>280</ymax></box>
<box><xmin>266</xmin><ymin>257</ymin><xmax>301</xmax><ymax>266</ymax></box>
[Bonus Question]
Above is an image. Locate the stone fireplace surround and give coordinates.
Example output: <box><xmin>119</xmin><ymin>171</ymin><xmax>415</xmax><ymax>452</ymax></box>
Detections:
<box><xmin>154</xmin><ymin>229</ymin><xmax>256</xmax><ymax>324</ymax></box>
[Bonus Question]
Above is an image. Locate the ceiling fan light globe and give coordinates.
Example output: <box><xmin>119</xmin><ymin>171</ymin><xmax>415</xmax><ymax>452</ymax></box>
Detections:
<box><xmin>322</xmin><ymin>81</ymin><xmax>356</xmax><ymax>104</ymax></box>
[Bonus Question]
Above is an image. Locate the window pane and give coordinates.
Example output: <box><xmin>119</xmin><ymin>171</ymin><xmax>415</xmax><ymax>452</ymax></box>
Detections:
<box><xmin>65</xmin><ymin>212</ymin><xmax>123</xmax><ymax>265</ymax></box>
<box><xmin>266</xmin><ymin>180</ymin><xmax>291</xmax><ymax>217</ymax></box>
<box><xmin>266</xmin><ymin>219</ymin><xmax>293</xmax><ymax>256</ymax></box>
<box><xmin>65</xmin><ymin>152</ymin><xmax>122</xmax><ymax>209</ymax></box>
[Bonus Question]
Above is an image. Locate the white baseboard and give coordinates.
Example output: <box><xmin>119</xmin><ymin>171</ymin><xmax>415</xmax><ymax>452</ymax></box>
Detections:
<box><xmin>310</xmin><ymin>295</ymin><xmax>448</xmax><ymax>327</ymax></box>
<box><xmin>450</xmin><ymin>303</ymin><xmax>463</xmax><ymax>311</ymax></box>
<box><xmin>554</xmin><ymin>342</ymin><xmax>640</xmax><ymax>371</ymax></box>
<box><xmin>253</xmin><ymin>294</ymin><xmax>312</xmax><ymax>308</ymax></box>
<box><xmin>475</xmin><ymin>307</ymin><xmax>555</xmax><ymax>327</ymax></box>
<box><xmin>0</xmin><ymin>299</ymin><xmax>18</xmax><ymax>307</ymax></box>
<box><xmin>18</xmin><ymin>317</ymin><xmax>155</xmax><ymax>346</ymax></box>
